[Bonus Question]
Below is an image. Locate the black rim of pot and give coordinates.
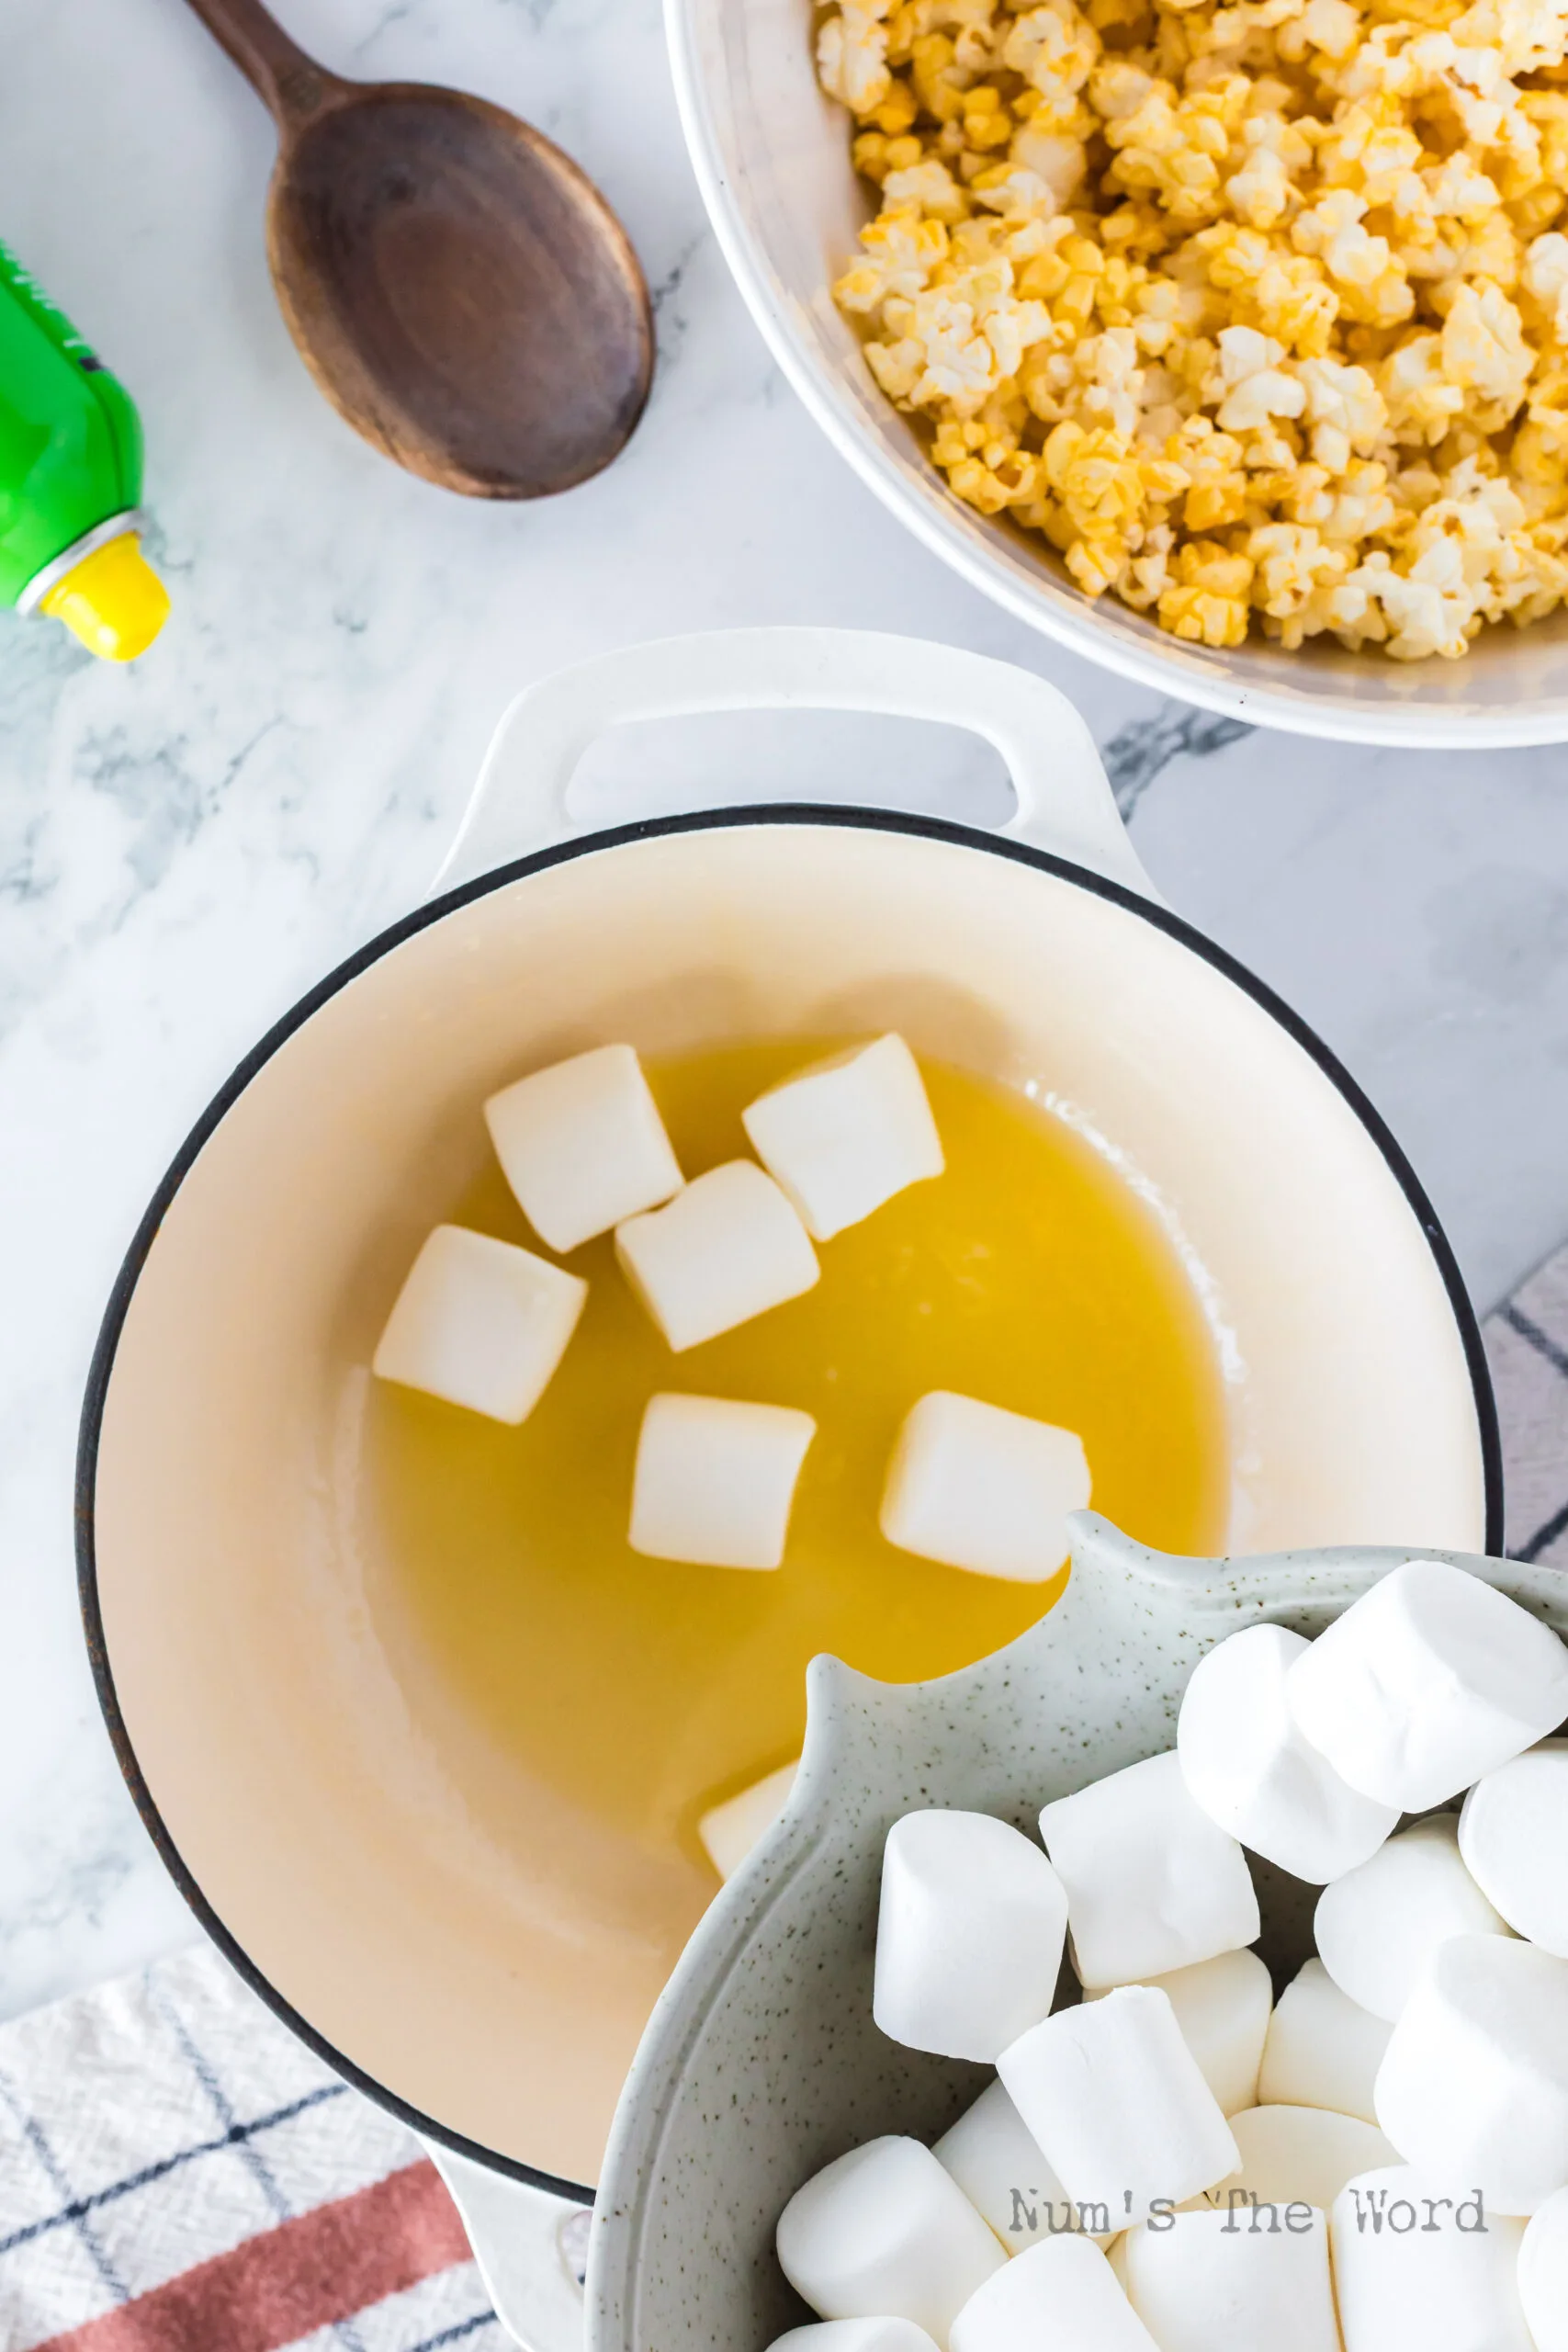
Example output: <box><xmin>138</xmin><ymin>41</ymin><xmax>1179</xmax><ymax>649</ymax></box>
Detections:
<box><xmin>75</xmin><ymin>801</ymin><xmax>1505</xmax><ymax>2200</ymax></box>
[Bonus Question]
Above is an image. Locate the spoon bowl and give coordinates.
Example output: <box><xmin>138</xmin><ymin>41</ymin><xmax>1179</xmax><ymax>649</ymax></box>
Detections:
<box><xmin>188</xmin><ymin>0</ymin><xmax>652</xmax><ymax>496</ymax></box>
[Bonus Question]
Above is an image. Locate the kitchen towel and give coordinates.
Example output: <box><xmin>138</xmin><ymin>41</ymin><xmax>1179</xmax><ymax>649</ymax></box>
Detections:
<box><xmin>0</xmin><ymin>1939</ymin><xmax>532</xmax><ymax>2352</ymax></box>
<box><xmin>2</xmin><ymin>1244</ymin><xmax>1566</xmax><ymax>2352</ymax></box>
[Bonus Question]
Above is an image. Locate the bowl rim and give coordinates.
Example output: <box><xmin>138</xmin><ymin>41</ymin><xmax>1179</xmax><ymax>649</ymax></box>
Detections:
<box><xmin>587</xmin><ymin>1520</ymin><xmax>1568</xmax><ymax>2351</ymax></box>
<box><xmin>662</xmin><ymin>0</ymin><xmax>1568</xmax><ymax>750</ymax></box>
<box><xmin>73</xmin><ymin>800</ymin><xmax>1503</xmax><ymax>2196</ymax></box>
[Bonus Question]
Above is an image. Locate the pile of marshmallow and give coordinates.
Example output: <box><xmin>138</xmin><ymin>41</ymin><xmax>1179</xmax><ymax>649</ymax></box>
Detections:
<box><xmin>371</xmin><ymin>1035</ymin><xmax>1090</xmax><ymax>1580</ymax></box>
<box><xmin>771</xmin><ymin>1559</ymin><xmax>1568</xmax><ymax>2352</ymax></box>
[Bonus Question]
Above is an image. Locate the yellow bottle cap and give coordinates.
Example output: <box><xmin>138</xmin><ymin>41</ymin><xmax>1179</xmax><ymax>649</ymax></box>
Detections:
<box><xmin>40</xmin><ymin>529</ymin><xmax>170</xmax><ymax>662</ymax></box>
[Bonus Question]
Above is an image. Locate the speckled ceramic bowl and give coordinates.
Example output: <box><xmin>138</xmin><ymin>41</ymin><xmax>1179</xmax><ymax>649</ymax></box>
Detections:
<box><xmin>586</xmin><ymin>1514</ymin><xmax>1568</xmax><ymax>2352</ymax></box>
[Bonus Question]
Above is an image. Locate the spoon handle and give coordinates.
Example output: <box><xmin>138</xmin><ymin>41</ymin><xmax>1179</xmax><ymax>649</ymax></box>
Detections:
<box><xmin>183</xmin><ymin>0</ymin><xmax>342</xmax><ymax>124</ymax></box>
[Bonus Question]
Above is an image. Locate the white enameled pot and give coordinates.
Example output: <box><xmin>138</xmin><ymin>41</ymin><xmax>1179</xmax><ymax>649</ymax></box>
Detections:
<box><xmin>664</xmin><ymin>0</ymin><xmax>1568</xmax><ymax>746</ymax></box>
<box><xmin>586</xmin><ymin>1517</ymin><xmax>1568</xmax><ymax>2352</ymax></box>
<box><xmin>77</xmin><ymin>628</ymin><xmax>1498</xmax><ymax>2348</ymax></box>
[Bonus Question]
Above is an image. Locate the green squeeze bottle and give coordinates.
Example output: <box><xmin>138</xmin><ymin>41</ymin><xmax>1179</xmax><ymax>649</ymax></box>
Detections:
<box><xmin>0</xmin><ymin>238</ymin><xmax>168</xmax><ymax>662</ymax></box>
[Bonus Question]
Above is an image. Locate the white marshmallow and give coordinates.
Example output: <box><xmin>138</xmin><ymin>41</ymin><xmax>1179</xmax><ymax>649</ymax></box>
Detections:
<box><xmin>1519</xmin><ymin>2183</ymin><xmax>1568</xmax><ymax>2352</ymax></box>
<box><xmin>741</xmin><ymin>1034</ymin><xmax>944</xmax><ymax>1242</ymax></box>
<box><xmin>1286</xmin><ymin>1560</ymin><xmax>1568</xmax><ymax>1813</ymax></box>
<box><xmin>698</xmin><ymin>1760</ymin><xmax>798</xmax><ymax>1880</ymax></box>
<box><xmin>483</xmin><ymin>1043</ymin><xmax>682</xmax><ymax>1252</ymax></box>
<box><xmin>874</xmin><ymin>1812</ymin><xmax>1068</xmax><ymax>2062</ymax></box>
<box><xmin>777</xmin><ymin>2137</ymin><xmax>1004</xmax><ymax>2345</ymax></box>
<box><xmin>1122</xmin><ymin>2206</ymin><xmax>1339</xmax><ymax>2352</ymax></box>
<box><xmin>949</xmin><ymin>2236</ymin><xmax>1158</xmax><ymax>2352</ymax></box>
<box><xmin>1373</xmin><ymin>1933</ymin><xmax>1568</xmax><ymax>2214</ymax></box>
<box><xmin>1086</xmin><ymin>1950</ymin><xmax>1272</xmax><ymax>2118</ymax></box>
<box><xmin>1331</xmin><ymin>2165</ymin><xmax>1531</xmax><ymax>2352</ymax></box>
<box><xmin>1202</xmin><ymin>2104</ymin><xmax>1396</xmax><ymax>2216</ymax></box>
<box><xmin>1039</xmin><ymin>1752</ymin><xmax>1260</xmax><ymax>1989</ymax></box>
<box><xmin>615</xmin><ymin>1160</ymin><xmax>818</xmax><ymax>1351</ymax></box>
<box><xmin>1313</xmin><ymin>1814</ymin><xmax>1510</xmax><ymax>2023</ymax></box>
<box><xmin>1459</xmin><ymin>1738</ymin><xmax>1568</xmax><ymax>1956</ymax></box>
<box><xmin>1177</xmin><ymin>1624</ymin><xmax>1398</xmax><ymax>1883</ymax></box>
<box><xmin>629</xmin><ymin>1393</ymin><xmax>815</xmax><ymax>1569</ymax></box>
<box><xmin>1258</xmin><ymin>1959</ymin><xmax>1391</xmax><ymax>2126</ymax></box>
<box><xmin>371</xmin><ymin>1224</ymin><xmax>587</xmax><ymax>1423</ymax></box>
<box><xmin>880</xmin><ymin>1393</ymin><xmax>1089</xmax><ymax>1586</ymax></box>
<box><xmin>770</xmin><ymin>2325</ymin><xmax>941</xmax><ymax>2352</ymax></box>
<box><xmin>998</xmin><ymin>1987</ymin><xmax>1241</xmax><ymax>2228</ymax></box>
<box><xmin>934</xmin><ymin>2079</ymin><xmax>1091</xmax><ymax>2253</ymax></box>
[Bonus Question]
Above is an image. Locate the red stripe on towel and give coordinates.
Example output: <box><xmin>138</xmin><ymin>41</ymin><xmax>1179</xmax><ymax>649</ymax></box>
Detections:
<box><xmin>31</xmin><ymin>2160</ymin><xmax>471</xmax><ymax>2352</ymax></box>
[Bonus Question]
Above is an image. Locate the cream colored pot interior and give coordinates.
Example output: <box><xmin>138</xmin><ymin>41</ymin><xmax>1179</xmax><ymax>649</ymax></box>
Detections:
<box><xmin>90</xmin><ymin>819</ymin><xmax>1487</xmax><ymax>2191</ymax></box>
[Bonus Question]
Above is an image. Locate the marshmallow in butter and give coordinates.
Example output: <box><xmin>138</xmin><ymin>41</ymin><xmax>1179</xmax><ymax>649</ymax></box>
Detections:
<box><xmin>484</xmin><ymin>1042</ymin><xmax>682</xmax><ymax>1252</ymax></box>
<box><xmin>742</xmin><ymin>1034</ymin><xmax>943</xmax><ymax>1241</ymax></box>
<box><xmin>630</xmin><ymin>1392</ymin><xmax>815</xmax><ymax>1569</ymax></box>
<box><xmin>372</xmin><ymin>1224</ymin><xmax>586</xmax><ymax>1424</ymax></box>
<box><xmin>615</xmin><ymin>1159</ymin><xmax>818</xmax><ymax>1351</ymax></box>
<box><xmin>880</xmin><ymin>1392</ymin><xmax>1089</xmax><ymax>1586</ymax></box>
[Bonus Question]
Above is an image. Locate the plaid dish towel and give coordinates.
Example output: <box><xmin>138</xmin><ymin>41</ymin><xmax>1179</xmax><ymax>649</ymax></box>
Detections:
<box><xmin>3</xmin><ymin>1249</ymin><xmax>1567</xmax><ymax>2352</ymax></box>
<box><xmin>0</xmin><ymin>1945</ymin><xmax>515</xmax><ymax>2352</ymax></box>
<box><xmin>1483</xmin><ymin>1241</ymin><xmax>1568</xmax><ymax>1564</ymax></box>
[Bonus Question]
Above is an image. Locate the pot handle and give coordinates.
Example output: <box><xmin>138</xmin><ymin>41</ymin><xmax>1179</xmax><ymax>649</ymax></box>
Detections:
<box><xmin>424</xmin><ymin>2140</ymin><xmax>588</xmax><ymax>2351</ymax></box>
<box><xmin>434</xmin><ymin>628</ymin><xmax>1156</xmax><ymax>902</ymax></box>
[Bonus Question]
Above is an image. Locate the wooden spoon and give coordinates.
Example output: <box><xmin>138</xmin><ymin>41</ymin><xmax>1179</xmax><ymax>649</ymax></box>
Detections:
<box><xmin>185</xmin><ymin>0</ymin><xmax>654</xmax><ymax>497</ymax></box>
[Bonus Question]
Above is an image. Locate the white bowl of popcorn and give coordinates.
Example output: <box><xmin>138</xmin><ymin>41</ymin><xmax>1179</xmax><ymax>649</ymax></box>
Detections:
<box><xmin>666</xmin><ymin>0</ymin><xmax>1568</xmax><ymax>741</ymax></box>
<box><xmin>586</xmin><ymin>1516</ymin><xmax>1568</xmax><ymax>2351</ymax></box>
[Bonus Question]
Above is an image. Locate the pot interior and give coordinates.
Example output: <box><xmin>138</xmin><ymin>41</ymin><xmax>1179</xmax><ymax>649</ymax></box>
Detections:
<box><xmin>87</xmin><ymin>818</ymin><xmax>1486</xmax><ymax>2185</ymax></box>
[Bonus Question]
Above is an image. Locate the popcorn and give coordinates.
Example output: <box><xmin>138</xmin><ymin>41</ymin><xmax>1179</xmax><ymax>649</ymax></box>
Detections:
<box><xmin>819</xmin><ymin>3</ymin><xmax>894</xmax><ymax>117</ymax></box>
<box><xmin>818</xmin><ymin>0</ymin><xmax>1568</xmax><ymax>660</ymax></box>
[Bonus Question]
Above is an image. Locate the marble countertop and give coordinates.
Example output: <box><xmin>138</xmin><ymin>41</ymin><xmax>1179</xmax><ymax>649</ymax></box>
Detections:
<box><xmin>4</xmin><ymin>0</ymin><xmax>1568</xmax><ymax>2028</ymax></box>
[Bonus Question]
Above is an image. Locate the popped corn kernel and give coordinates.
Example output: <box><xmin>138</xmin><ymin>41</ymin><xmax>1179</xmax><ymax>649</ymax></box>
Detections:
<box><xmin>818</xmin><ymin>0</ymin><xmax>1568</xmax><ymax>657</ymax></box>
<box><xmin>835</xmin><ymin>208</ymin><xmax>952</xmax><ymax>308</ymax></box>
<box><xmin>819</xmin><ymin>4</ymin><xmax>894</xmax><ymax>115</ymax></box>
<box><xmin>1158</xmin><ymin>537</ymin><xmax>1255</xmax><ymax>639</ymax></box>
